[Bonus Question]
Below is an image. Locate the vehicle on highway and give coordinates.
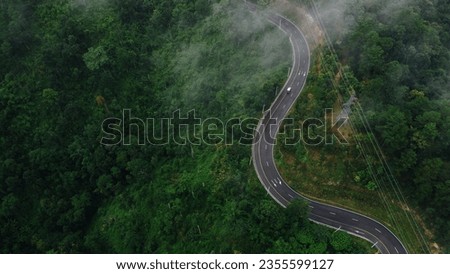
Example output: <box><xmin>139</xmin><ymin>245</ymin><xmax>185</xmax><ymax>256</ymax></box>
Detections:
<box><xmin>249</xmin><ymin>3</ymin><xmax>408</xmax><ymax>254</ymax></box>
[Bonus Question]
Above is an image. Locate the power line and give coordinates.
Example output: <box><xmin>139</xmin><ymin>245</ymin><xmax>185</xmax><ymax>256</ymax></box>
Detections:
<box><xmin>308</xmin><ymin>0</ymin><xmax>430</xmax><ymax>253</ymax></box>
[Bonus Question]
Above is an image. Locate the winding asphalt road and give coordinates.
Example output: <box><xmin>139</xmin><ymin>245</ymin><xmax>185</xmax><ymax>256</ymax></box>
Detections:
<box><xmin>247</xmin><ymin>2</ymin><xmax>407</xmax><ymax>254</ymax></box>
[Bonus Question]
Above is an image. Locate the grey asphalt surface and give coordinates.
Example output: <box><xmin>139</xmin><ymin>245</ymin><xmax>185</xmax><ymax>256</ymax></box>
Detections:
<box><xmin>247</xmin><ymin>2</ymin><xmax>408</xmax><ymax>254</ymax></box>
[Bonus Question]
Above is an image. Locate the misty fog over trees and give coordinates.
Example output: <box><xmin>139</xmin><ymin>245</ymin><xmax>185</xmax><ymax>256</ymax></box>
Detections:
<box><xmin>0</xmin><ymin>0</ymin><xmax>448</xmax><ymax>253</ymax></box>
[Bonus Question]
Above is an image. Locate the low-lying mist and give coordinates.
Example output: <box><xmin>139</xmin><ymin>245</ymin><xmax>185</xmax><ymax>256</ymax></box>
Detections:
<box><xmin>170</xmin><ymin>0</ymin><xmax>292</xmax><ymax>117</ymax></box>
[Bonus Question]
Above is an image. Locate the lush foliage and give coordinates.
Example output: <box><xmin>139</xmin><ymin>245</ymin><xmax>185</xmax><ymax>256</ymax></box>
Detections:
<box><xmin>0</xmin><ymin>0</ymin><xmax>371</xmax><ymax>253</ymax></box>
<box><xmin>314</xmin><ymin>0</ymin><xmax>450</xmax><ymax>250</ymax></box>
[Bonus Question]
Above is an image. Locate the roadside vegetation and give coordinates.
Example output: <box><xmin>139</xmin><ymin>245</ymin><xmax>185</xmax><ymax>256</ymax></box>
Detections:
<box><xmin>0</xmin><ymin>0</ymin><xmax>373</xmax><ymax>254</ymax></box>
<box><xmin>276</xmin><ymin>0</ymin><xmax>450</xmax><ymax>253</ymax></box>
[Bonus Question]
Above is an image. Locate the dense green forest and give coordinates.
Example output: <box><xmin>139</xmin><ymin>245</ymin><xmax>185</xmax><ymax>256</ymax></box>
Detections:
<box><xmin>0</xmin><ymin>0</ymin><xmax>373</xmax><ymax>253</ymax></box>
<box><xmin>1</xmin><ymin>0</ymin><xmax>448</xmax><ymax>254</ymax></box>
<box><xmin>332</xmin><ymin>0</ymin><xmax>449</xmax><ymax>251</ymax></box>
<box><xmin>289</xmin><ymin>0</ymin><xmax>449</xmax><ymax>251</ymax></box>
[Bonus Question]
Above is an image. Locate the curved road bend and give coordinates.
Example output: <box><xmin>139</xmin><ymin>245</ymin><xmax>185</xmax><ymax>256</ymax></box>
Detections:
<box><xmin>246</xmin><ymin>2</ymin><xmax>407</xmax><ymax>254</ymax></box>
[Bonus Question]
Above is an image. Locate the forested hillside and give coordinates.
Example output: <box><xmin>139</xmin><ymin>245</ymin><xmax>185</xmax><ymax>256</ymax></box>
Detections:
<box><xmin>0</xmin><ymin>0</ymin><xmax>372</xmax><ymax>253</ymax></box>
<box><xmin>313</xmin><ymin>0</ymin><xmax>450</xmax><ymax>250</ymax></box>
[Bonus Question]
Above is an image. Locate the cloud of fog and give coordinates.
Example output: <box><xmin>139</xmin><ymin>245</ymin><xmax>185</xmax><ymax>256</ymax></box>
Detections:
<box><xmin>216</xmin><ymin>1</ymin><xmax>291</xmax><ymax>69</ymax></box>
<box><xmin>171</xmin><ymin>0</ymin><xmax>291</xmax><ymax>114</ymax></box>
<box><xmin>314</xmin><ymin>0</ymin><xmax>414</xmax><ymax>40</ymax></box>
